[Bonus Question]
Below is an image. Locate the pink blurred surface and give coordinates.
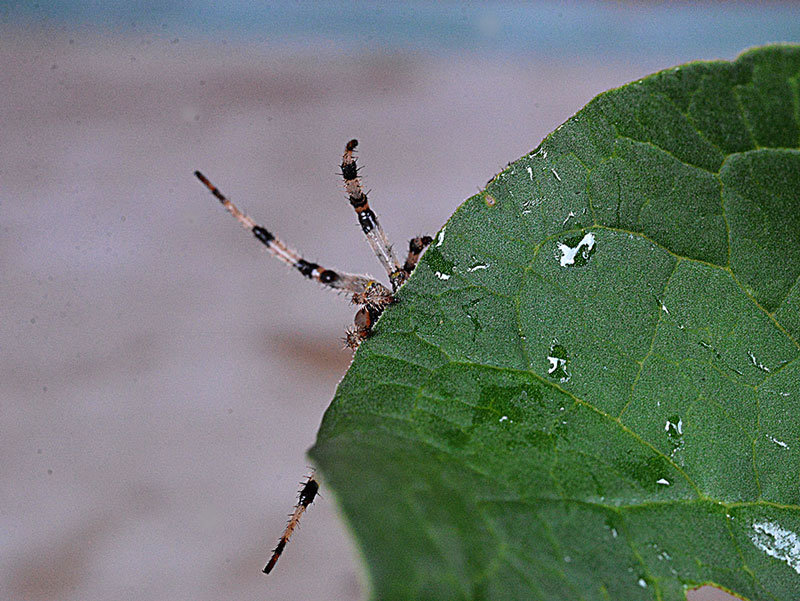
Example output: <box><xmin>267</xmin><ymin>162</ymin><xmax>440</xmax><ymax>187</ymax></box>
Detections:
<box><xmin>1</xmin><ymin>30</ymin><xmax>739</xmax><ymax>601</ymax></box>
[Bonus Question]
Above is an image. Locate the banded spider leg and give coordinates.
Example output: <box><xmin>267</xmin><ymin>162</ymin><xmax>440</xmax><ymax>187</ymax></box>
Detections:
<box><xmin>340</xmin><ymin>140</ymin><xmax>434</xmax><ymax>290</ymax></box>
<box><xmin>263</xmin><ymin>472</ymin><xmax>319</xmax><ymax>574</ymax></box>
<box><xmin>193</xmin><ymin>169</ymin><xmax>394</xmax><ymax>346</ymax></box>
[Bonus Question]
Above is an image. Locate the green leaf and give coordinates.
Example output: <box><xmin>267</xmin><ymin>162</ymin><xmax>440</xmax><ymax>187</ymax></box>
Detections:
<box><xmin>310</xmin><ymin>45</ymin><xmax>800</xmax><ymax>601</ymax></box>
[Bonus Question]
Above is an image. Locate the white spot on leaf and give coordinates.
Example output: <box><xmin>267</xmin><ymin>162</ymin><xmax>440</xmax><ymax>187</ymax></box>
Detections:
<box><xmin>665</xmin><ymin>418</ymin><xmax>683</xmax><ymax>435</ymax></box>
<box><xmin>750</xmin><ymin>521</ymin><xmax>800</xmax><ymax>574</ymax></box>
<box><xmin>558</xmin><ymin>232</ymin><xmax>596</xmax><ymax>267</ymax></box>
<box><xmin>748</xmin><ymin>351</ymin><xmax>770</xmax><ymax>372</ymax></box>
<box><xmin>547</xmin><ymin>356</ymin><xmax>566</xmax><ymax>374</ymax></box>
<box><xmin>435</xmin><ymin>225</ymin><xmax>446</xmax><ymax>248</ymax></box>
<box><xmin>766</xmin><ymin>435</ymin><xmax>789</xmax><ymax>449</ymax></box>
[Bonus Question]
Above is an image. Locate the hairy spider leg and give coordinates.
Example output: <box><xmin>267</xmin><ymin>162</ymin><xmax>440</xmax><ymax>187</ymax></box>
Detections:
<box><xmin>344</xmin><ymin>303</ymin><xmax>384</xmax><ymax>350</ymax></box>
<box><xmin>263</xmin><ymin>473</ymin><xmax>319</xmax><ymax>574</ymax></box>
<box><xmin>194</xmin><ymin>170</ymin><xmax>391</xmax><ymax>301</ymax></box>
<box><xmin>340</xmin><ymin>140</ymin><xmax>405</xmax><ymax>290</ymax></box>
<box><xmin>402</xmin><ymin>235</ymin><xmax>433</xmax><ymax>277</ymax></box>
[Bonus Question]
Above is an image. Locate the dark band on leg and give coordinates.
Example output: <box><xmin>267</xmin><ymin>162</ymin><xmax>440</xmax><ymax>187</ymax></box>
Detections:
<box><xmin>358</xmin><ymin>210</ymin><xmax>377</xmax><ymax>234</ymax></box>
<box><xmin>194</xmin><ymin>171</ymin><xmax>226</xmax><ymax>203</ymax></box>
<box><xmin>341</xmin><ymin>161</ymin><xmax>358</xmax><ymax>181</ymax></box>
<box><xmin>319</xmin><ymin>270</ymin><xmax>339</xmax><ymax>284</ymax></box>
<box><xmin>348</xmin><ymin>191</ymin><xmax>368</xmax><ymax>209</ymax></box>
<box><xmin>295</xmin><ymin>259</ymin><xmax>319</xmax><ymax>278</ymax></box>
<box><xmin>253</xmin><ymin>226</ymin><xmax>275</xmax><ymax>245</ymax></box>
<box><xmin>299</xmin><ymin>479</ymin><xmax>319</xmax><ymax>506</ymax></box>
<box><xmin>263</xmin><ymin>539</ymin><xmax>287</xmax><ymax>574</ymax></box>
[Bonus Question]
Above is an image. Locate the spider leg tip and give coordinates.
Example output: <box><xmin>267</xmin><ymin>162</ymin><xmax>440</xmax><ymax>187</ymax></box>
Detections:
<box><xmin>194</xmin><ymin>170</ymin><xmax>213</xmax><ymax>189</ymax></box>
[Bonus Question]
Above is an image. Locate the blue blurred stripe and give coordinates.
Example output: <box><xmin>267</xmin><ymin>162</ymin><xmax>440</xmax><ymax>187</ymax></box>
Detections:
<box><xmin>3</xmin><ymin>1</ymin><xmax>800</xmax><ymax>58</ymax></box>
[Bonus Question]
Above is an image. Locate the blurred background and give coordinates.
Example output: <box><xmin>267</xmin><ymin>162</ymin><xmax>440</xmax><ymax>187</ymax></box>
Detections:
<box><xmin>2</xmin><ymin>2</ymin><xmax>798</xmax><ymax>600</ymax></box>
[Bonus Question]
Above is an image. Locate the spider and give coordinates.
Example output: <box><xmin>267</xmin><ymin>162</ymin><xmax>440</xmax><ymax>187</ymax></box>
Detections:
<box><xmin>194</xmin><ymin>139</ymin><xmax>432</xmax><ymax>349</ymax></box>
<box><xmin>195</xmin><ymin>140</ymin><xmax>433</xmax><ymax>575</ymax></box>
